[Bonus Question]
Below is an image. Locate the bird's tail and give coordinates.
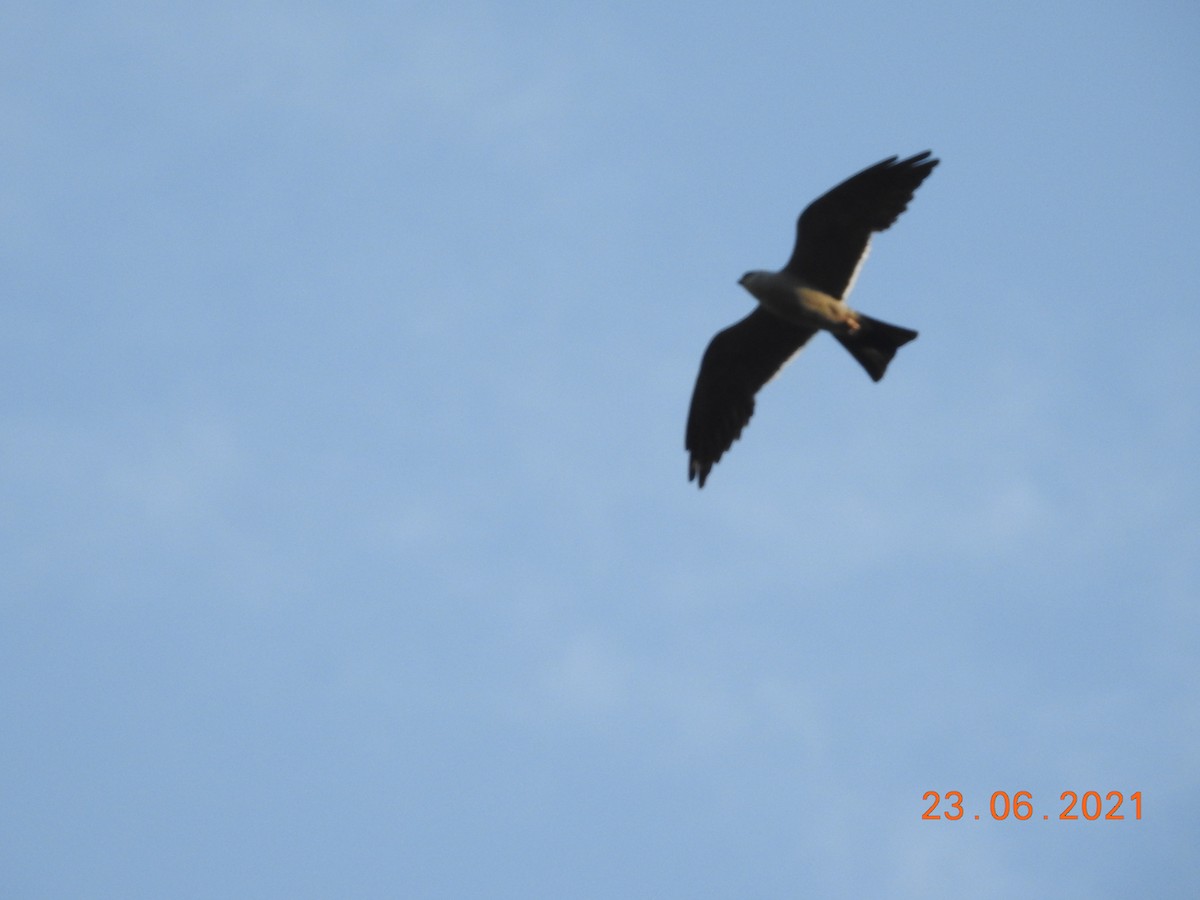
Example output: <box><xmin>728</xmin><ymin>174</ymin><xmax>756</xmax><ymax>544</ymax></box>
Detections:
<box><xmin>835</xmin><ymin>316</ymin><xmax>918</xmax><ymax>382</ymax></box>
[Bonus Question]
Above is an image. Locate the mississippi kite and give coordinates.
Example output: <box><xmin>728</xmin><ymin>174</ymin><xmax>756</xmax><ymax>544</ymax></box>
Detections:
<box><xmin>685</xmin><ymin>151</ymin><xmax>938</xmax><ymax>487</ymax></box>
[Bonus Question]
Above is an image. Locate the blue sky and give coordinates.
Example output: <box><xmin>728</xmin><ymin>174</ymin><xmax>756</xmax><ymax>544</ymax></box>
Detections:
<box><xmin>2</xmin><ymin>1</ymin><xmax>1198</xmax><ymax>897</ymax></box>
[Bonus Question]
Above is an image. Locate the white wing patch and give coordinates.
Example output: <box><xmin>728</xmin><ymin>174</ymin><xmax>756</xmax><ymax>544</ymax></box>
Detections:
<box><xmin>841</xmin><ymin>236</ymin><xmax>871</xmax><ymax>300</ymax></box>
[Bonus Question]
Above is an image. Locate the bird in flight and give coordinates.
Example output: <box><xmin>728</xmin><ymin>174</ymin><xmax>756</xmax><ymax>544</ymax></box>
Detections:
<box><xmin>685</xmin><ymin>151</ymin><xmax>938</xmax><ymax>488</ymax></box>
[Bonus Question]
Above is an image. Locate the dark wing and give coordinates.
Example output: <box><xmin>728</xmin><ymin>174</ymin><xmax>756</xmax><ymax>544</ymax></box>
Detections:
<box><xmin>783</xmin><ymin>151</ymin><xmax>938</xmax><ymax>298</ymax></box>
<box><xmin>685</xmin><ymin>308</ymin><xmax>818</xmax><ymax>487</ymax></box>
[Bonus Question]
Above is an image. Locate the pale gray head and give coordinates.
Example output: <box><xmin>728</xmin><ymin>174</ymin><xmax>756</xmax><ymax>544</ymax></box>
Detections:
<box><xmin>738</xmin><ymin>270</ymin><xmax>770</xmax><ymax>290</ymax></box>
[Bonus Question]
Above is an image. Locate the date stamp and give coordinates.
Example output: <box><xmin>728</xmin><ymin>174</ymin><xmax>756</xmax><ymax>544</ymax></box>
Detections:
<box><xmin>922</xmin><ymin>790</ymin><xmax>1142</xmax><ymax>822</ymax></box>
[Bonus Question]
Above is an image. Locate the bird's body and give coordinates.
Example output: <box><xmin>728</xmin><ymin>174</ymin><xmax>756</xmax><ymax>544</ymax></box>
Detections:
<box><xmin>738</xmin><ymin>272</ymin><xmax>861</xmax><ymax>335</ymax></box>
<box><xmin>685</xmin><ymin>151</ymin><xmax>938</xmax><ymax>487</ymax></box>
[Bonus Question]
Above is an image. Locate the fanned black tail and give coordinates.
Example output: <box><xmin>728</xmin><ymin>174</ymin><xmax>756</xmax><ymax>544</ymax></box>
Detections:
<box><xmin>834</xmin><ymin>315</ymin><xmax>918</xmax><ymax>382</ymax></box>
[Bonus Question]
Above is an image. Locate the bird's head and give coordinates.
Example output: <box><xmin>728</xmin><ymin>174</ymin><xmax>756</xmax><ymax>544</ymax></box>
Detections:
<box><xmin>738</xmin><ymin>270</ymin><xmax>768</xmax><ymax>291</ymax></box>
